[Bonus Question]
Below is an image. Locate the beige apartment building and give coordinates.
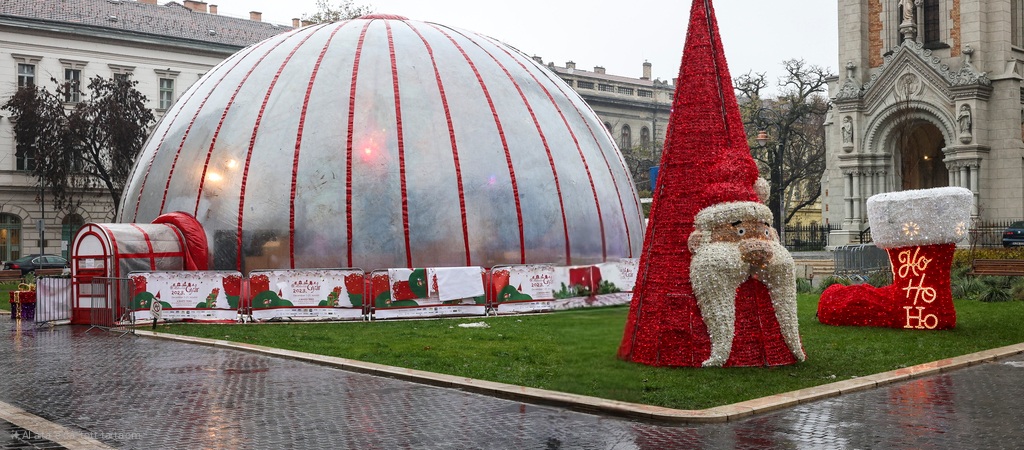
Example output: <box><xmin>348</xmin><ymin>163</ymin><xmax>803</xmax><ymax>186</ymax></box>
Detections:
<box><xmin>545</xmin><ymin>60</ymin><xmax>674</xmax><ymax>154</ymax></box>
<box><xmin>0</xmin><ymin>0</ymin><xmax>288</xmax><ymax>261</ymax></box>
<box><xmin>824</xmin><ymin>0</ymin><xmax>1024</xmax><ymax>245</ymax></box>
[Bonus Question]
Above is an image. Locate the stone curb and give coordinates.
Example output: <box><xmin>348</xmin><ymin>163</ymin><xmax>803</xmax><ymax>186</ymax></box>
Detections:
<box><xmin>133</xmin><ymin>329</ymin><xmax>1024</xmax><ymax>424</ymax></box>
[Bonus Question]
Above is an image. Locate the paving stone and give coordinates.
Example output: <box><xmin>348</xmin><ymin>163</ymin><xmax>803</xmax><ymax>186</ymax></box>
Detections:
<box><xmin>3</xmin><ymin>320</ymin><xmax>1024</xmax><ymax>449</ymax></box>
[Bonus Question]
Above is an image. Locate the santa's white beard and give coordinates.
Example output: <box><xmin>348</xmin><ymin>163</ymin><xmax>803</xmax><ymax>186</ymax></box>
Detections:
<box><xmin>689</xmin><ymin>241</ymin><xmax>804</xmax><ymax>367</ymax></box>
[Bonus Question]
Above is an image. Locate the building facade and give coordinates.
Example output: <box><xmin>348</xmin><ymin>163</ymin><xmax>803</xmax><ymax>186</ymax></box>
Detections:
<box><xmin>543</xmin><ymin>59</ymin><xmax>674</xmax><ymax>190</ymax></box>
<box><xmin>0</xmin><ymin>0</ymin><xmax>289</xmax><ymax>261</ymax></box>
<box><xmin>824</xmin><ymin>0</ymin><xmax>1024</xmax><ymax>245</ymax></box>
<box><xmin>0</xmin><ymin>1</ymin><xmax>673</xmax><ymax>264</ymax></box>
<box><xmin>547</xmin><ymin>60</ymin><xmax>674</xmax><ymax>149</ymax></box>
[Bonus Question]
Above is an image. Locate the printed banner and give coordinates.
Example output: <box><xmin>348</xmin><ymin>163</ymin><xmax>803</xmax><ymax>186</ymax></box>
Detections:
<box><xmin>372</xmin><ymin>267</ymin><xmax>486</xmax><ymax>319</ymax></box>
<box><xmin>549</xmin><ymin>260</ymin><xmax>637</xmax><ymax>309</ymax></box>
<box><xmin>248</xmin><ymin>269</ymin><xmax>365</xmax><ymax>321</ymax></box>
<box><xmin>491</xmin><ymin>264</ymin><xmax>555</xmax><ymax>314</ymax></box>
<box><xmin>129</xmin><ymin>271</ymin><xmax>241</xmax><ymax>322</ymax></box>
<box><xmin>597</xmin><ymin>259</ymin><xmax>639</xmax><ymax>293</ymax></box>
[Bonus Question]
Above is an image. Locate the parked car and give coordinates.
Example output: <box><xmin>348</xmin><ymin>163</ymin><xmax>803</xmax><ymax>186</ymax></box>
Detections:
<box><xmin>1003</xmin><ymin>221</ymin><xmax>1024</xmax><ymax>247</ymax></box>
<box><xmin>2</xmin><ymin>254</ymin><xmax>69</xmax><ymax>275</ymax></box>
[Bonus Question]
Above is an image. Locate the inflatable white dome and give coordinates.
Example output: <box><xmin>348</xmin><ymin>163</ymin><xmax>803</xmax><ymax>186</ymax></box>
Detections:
<box><xmin>118</xmin><ymin>14</ymin><xmax>645</xmax><ymax>273</ymax></box>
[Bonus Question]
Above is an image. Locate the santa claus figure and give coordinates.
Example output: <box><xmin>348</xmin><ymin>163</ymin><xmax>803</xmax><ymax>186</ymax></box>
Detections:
<box><xmin>818</xmin><ymin>187</ymin><xmax>973</xmax><ymax>329</ymax></box>
<box><xmin>618</xmin><ymin>0</ymin><xmax>805</xmax><ymax>367</ymax></box>
<box><xmin>689</xmin><ymin>196</ymin><xmax>804</xmax><ymax>367</ymax></box>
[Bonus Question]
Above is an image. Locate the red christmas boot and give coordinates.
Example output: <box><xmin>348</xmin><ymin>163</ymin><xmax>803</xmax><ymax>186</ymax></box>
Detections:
<box><xmin>818</xmin><ymin>187</ymin><xmax>973</xmax><ymax>329</ymax></box>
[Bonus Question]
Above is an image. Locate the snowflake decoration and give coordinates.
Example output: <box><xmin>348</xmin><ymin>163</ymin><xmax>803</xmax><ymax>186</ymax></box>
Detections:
<box><xmin>955</xmin><ymin>222</ymin><xmax>968</xmax><ymax>237</ymax></box>
<box><xmin>902</xmin><ymin>222</ymin><xmax>920</xmax><ymax>237</ymax></box>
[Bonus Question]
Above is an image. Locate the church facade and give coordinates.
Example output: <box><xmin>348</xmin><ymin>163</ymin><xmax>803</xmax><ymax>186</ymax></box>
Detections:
<box><xmin>823</xmin><ymin>0</ymin><xmax>1024</xmax><ymax>245</ymax></box>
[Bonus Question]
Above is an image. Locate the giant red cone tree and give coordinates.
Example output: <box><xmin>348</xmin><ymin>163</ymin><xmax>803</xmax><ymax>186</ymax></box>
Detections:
<box><xmin>617</xmin><ymin>0</ymin><xmax>798</xmax><ymax>367</ymax></box>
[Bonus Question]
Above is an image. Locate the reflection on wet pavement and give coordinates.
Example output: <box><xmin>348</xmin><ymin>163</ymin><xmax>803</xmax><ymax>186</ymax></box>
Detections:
<box><xmin>2</xmin><ymin>319</ymin><xmax>1024</xmax><ymax>449</ymax></box>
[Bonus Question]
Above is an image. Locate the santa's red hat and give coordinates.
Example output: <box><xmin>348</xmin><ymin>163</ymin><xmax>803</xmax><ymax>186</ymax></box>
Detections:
<box><xmin>618</xmin><ymin>0</ymin><xmax>768</xmax><ymax>366</ymax></box>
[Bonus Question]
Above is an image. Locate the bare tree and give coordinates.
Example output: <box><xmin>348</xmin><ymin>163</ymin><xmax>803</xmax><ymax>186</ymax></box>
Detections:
<box><xmin>2</xmin><ymin>75</ymin><xmax>155</xmax><ymax>218</ymax></box>
<box><xmin>736</xmin><ymin>59</ymin><xmax>833</xmax><ymax>232</ymax></box>
<box><xmin>302</xmin><ymin>0</ymin><xmax>374</xmax><ymax>23</ymax></box>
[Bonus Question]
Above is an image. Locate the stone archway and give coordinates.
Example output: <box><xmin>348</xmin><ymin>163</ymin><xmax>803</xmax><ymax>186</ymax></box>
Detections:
<box><xmin>897</xmin><ymin>121</ymin><xmax>948</xmax><ymax>190</ymax></box>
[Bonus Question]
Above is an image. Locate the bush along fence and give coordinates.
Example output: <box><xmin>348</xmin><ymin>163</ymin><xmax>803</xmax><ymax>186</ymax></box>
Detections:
<box><xmin>86</xmin><ymin>259</ymin><xmax>639</xmax><ymax>326</ymax></box>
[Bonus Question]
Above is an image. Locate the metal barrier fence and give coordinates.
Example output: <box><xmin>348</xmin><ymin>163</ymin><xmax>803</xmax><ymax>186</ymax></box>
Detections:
<box><xmin>783</xmin><ymin>224</ymin><xmax>840</xmax><ymax>251</ymax></box>
<box><xmin>833</xmin><ymin>244</ymin><xmax>890</xmax><ymax>275</ymax></box>
<box><xmin>86</xmin><ymin>277</ymin><xmax>135</xmax><ymax>336</ymax></box>
<box><xmin>33</xmin><ymin>276</ymin><xmax>73</xmax><ymax>327</ymax></box>
<box><xmin>970</xmin><ymin>220</ymin><xmax>1016</xmax><ymax>247</ymax></box>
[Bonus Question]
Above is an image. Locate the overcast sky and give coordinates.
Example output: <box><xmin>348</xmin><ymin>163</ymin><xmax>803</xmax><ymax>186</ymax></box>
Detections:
<box><xmin>197</xmin><ymin>0</ymin><xmax>839</xmax><ymax>95</ymax></box>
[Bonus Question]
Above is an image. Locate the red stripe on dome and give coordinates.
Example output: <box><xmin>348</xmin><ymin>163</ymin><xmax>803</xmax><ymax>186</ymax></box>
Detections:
<box><xmin>193</xmin><ymin>32</ymin><xmax>296</xmax><ymax>224</ymax></box>
<box><xmin>102</xmin><ymin>227</ymin><xmax>123</xmax><ymax>279</ymax></box>
<box><xmin>483</xmin><ymin>38</ymin><xmax>610</xmax><ymax>261</ymax></box>
<box><xmin>358</xmin><ymin>13</ymin><xmax>409</xmax><ymax>20</ymax></box>
<box><xmin>542</xmin><ymin>73</ymin><xmax>640</xmax><ymax>258</ymax></box>
<box><xmin>128</xmin><ymin>223</ymin><xmax>157</xmax><ymax>270</ymax></box>
<box><xmin>452</xmin><ymin>30</ymin><xmax>572</xmax><ymax>264</ymax></box>
<box><xmin>405</xmin><ymin>23</ymin><xmax>472</xmax><ymax>266</ymax></box>
<box><xmin>290</xmin><ymin>23</ymin><xmax>349</xmax><ymax>269</ymax></box>
<box><xmin>237</xmin><ymin>26</ymin><xmax>325</xmax><ymax>271</ymax></box>
<box><xmin>385</xmin><ymin>21</ymin><xmax>413</xmax><ymax>269</ymax></box>
<box><xmin>130</xmin><ymin>50</ymin><xmax>249</xmax><ymax>221</ymax></box>
<box><xmin>430</xmin><ymin>24</ymin><xmax>526</xmax><ymax>264</ymax></box>
<box><xmin>156</xmin><ymin>48</ymin><xmax>263</xmax><ymax>218</ymax></box>
<box><xmin>345</xmin><ymin>21</ymin><xmax>373</xmax><ymax>267</ymax></box>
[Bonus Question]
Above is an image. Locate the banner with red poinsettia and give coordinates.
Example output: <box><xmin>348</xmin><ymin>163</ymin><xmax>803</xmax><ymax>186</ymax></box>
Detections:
<box><xmin>129</xmin><ymin>271</ymin><xmax>241</xmax><ymax>322</ymax></box>
<box><xmin>248</xmin><ymin>269</ymin><xmax>366</xmax><ymax>321</ymax></box>
<box><xmin>370</xmin><ymin>267</ymin><xmax>487</xmax><ymax>319</ymax></box>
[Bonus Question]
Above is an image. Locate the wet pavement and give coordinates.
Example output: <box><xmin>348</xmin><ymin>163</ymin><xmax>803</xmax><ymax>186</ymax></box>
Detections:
<box><xmin>2</xmin><ymin>317</ymin><xmax>1024</xmax><ymax>449</ymax></box>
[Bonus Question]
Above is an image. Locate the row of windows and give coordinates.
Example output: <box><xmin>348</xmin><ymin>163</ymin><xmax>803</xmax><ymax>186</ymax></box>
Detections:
<box><xmin>0</xmin><ymin>213</ymin><xmax>84</xmax><ymax>261</ymax></box>
<box><xmin>603</xmin><ymin>123</ymin><xmax>652</xmax><ymax>150</ymax></box>
<box><xmin>14</xmin><ymin>61</ymin><xmax>177</xmax><ymax>110</ymax></box>
<box><xmin>562</xmin><ymin>78</ymin><xmax>654</xmax><ymax>99</ymax></box>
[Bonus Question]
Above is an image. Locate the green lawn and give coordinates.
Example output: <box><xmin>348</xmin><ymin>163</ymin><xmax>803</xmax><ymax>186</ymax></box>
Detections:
<box><xmin>158</xmin><ymin>295</ymin><xmax>1024</xmax><ymax>410</ymax></box>
<box><xmin>0</xmin><ymin>281</ymin><xmax>20</xmax><ymax>312</ymax></box>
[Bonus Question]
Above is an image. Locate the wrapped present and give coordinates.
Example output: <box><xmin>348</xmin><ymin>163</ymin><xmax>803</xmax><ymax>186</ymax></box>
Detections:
<box><xmin>16</xmin><ymin>291</ymin><xmax>36</xmax><ymax>304</ymax></box>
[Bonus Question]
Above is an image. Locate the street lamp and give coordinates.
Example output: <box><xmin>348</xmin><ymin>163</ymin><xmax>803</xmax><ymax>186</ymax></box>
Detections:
<box><xmin>750</xmin><ymin>108</ymin><xmax>787</xmax><ymax>247</ymax></box>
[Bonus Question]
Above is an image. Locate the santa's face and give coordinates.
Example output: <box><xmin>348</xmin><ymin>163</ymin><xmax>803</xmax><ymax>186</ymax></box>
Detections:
<box><xmin>689</xmin><ymin>205</ymin><xmax>804</xmax><ymax>367</ymax></box>
<box><xmin>707</xmin><ymin>219</ymin><xmax>778</xmax><ymax>268</ymax></box>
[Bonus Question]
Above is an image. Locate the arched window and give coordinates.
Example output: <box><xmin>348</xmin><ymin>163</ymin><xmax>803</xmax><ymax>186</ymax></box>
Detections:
<box><xmin>61</xmin><ymin>213</ymin><xmax>85</xmax><ymax>259</ymax></box>
<box><xmin>620</xmin><ymin>125</ymin><xmax>632</xmax><ymax>150</ymax></box>
<box><xmin>604</xmin><ymin>122</ymin><xmax>613</xmax><ymax>135</ymax></box>
<box><xmin>1013</xmin><ymin>0</ymin><xmax>1024</xmax><ymax>47</ymax></box>
<box><xmin>640</xmin><ymin>127</ymin><xmax>651</xmax><ymax>150</ymax></box>
<box><xmin>922</xmin><ymin>0</ymin><xmax>941</xmax><ymax>46</ymax></box>
<box><xmin>0</xmin><ymin>214</ymin><xmax>22</xmax><ymax>262</ymax></box>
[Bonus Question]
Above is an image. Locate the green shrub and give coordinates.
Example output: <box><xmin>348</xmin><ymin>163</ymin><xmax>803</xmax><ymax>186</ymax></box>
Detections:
<box><xmin>795</xmin><ymin>277</ymin><xmax>814</xmax><ymax>294</ymax></box>
<box><xmin>952</xmin><ymin>275</ymin><xmax>986</xmax><ymax>301</ymax></box>
<box><xmin>953</xmin><ymin>247</ymin><xmax>1024</xmax><ymax>271</ymax></box>
<box><xmin>864</xmin><ymin>269</ymin><xmax>892</xmax><ymax>287</ymax></box>
<box><xmin>816</xmin><ymin>275</ymin><xmax>851</xmax><ymax>294</ymax></box>
<box><xmin>977</xmin><ymin>276</ymin><xmax>1015</xmax><ymax>302</ymax></box>
<box><xmin>1012</xmin><ymin>278</ymin><xmax>1024</xmax><ymax>301</ymax></box>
